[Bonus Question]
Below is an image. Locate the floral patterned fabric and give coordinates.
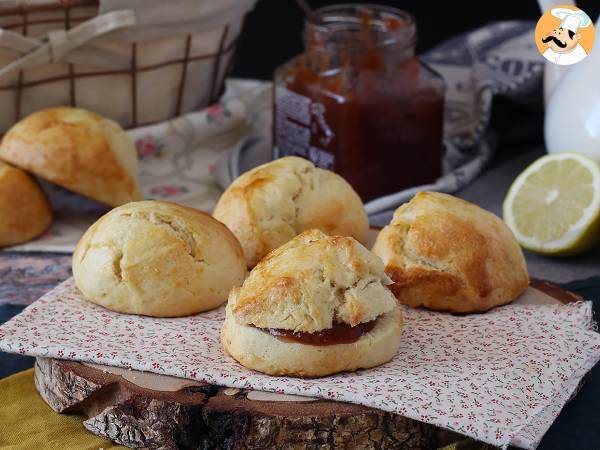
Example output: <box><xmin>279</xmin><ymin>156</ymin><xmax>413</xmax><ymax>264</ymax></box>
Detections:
<box><xmin>1</xmin><ymin>278</ymin><xmax>599</xmax><ymax>449</ymax></box>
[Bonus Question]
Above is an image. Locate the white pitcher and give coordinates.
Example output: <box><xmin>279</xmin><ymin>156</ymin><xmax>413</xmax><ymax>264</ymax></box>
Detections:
<box><xmin>544</xmin><ymin>14</ymin><xmax>600</xmax><ymax>162</ymax></box>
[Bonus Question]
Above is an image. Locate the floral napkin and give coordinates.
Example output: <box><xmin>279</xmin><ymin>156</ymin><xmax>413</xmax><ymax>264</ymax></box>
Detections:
<box><xmin>1</xmin><ymin>278</ymin><xmax>599</xmax><ymax>449</ymax></box>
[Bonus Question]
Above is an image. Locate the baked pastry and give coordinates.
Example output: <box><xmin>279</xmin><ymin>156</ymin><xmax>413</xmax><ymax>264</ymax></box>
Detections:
<box><xmin>221</xmin><ymin>229</ymin><xmax>402</xmax><ymax>377</ymax></box>
<box><xmin>213</xmin><ymin>157</ymin><xmax>369</xmax><ymax>268</ymax></box>
<box><xmin>0</xmin><ymin>161</ymin><xmax>52</xmax><ymax>246</ymax></box>
<box><xmin>0</xmin><ymin>107</ymin><xmax>142</xmax><ymax>207</ymax></box>
<box><xmin>372</xmin><ymin>192</ymin><xmax>529</xmax><ymax>313</ymax></box>
<box><xmin>73</xmin><ymin>200</ymin><xmax>246</xmax><ymax>317</ymax></box>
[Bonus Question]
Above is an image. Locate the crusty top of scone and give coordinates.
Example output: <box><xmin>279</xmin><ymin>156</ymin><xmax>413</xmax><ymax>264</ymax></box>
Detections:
<box><xmin>212</xmin><ymin>156</ymin><xmax>369</xmax><ymax>268</ymax></box>
<box><xmin>372</xmin><ymin>191</ymin><xmax>529</xmax><ymax>312</ymax></box>
<box><xmin>72</xmin><ymin>200</ymin><xmax>246</xmax><ymax>316</ymax></box>
<box><xmin>0</xmin><ymin>107</ymin><xmax>142</xmax><ymax>207</ymax></box>
<box><xmin>228</xmin><ymin>229</ymin><xmax>397</xmax><ymax>333</ymax></box>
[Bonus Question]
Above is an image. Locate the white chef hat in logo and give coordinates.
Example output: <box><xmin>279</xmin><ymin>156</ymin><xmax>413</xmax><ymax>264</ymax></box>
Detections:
<box><xmin>551</xmin><ymin>7</ymin><xmax>592</xmax><ymax>33</ymax></box>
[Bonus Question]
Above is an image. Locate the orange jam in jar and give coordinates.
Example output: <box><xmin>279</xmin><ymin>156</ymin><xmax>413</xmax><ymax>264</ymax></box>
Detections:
<box><xmin>273</xmin><ymin>4</ymin><xmax>444</xmax><ymax>202</ymax></box>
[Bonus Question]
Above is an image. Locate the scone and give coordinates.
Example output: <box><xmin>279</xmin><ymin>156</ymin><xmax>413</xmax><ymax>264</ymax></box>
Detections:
<box><xmin>213</xmin><ymin>156</ymin><xmax>369</xmax><ymax>268</ymax></box>
<box><xmin>0</xmin><ymin>161</ymin><xmax>52</xmax><ymax>246</ymax></box>
<box><xmin>221</xmin><ymin>229</ymin><xmax>403</xmax><ymax>377</ymax></box>
<box><xmin>73</xmin><ymin>200</ymin><xmax>246</xmax><ymax>317</ymax></box>
<box><xmin>372</xmin><ymin>192</ymin><xmax>529</xmax><ymax>313</ymax></box>
<box><xmin>0</xmin><ymin>107</ymin><xmax>142</xmax><ymax>207</ymax></box>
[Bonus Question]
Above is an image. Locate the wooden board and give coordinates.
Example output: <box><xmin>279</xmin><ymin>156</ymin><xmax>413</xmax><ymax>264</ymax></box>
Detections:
<box><xmin>33</xmin><ymin>280</ymin><xmax>581</xmax><ymax>450</ymax></box>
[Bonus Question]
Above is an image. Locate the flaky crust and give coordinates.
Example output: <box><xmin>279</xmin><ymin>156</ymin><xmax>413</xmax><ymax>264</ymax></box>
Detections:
<box><xmin>228</xmin><ymin>229</ymin><xmax>398</xmax><ymax>333</ymax></box>
<box><xmin>73</xmin><ymin>200</ymin><xmax>247</xmax><ymax>317</ymax></box>
<box><xmin>221</xmin><ymin>306</ymin><xmax>403</xmax><ymax>377</ymax></box>
<box><xmin>0</xmin><ymin>107</ymin><xmax>142</xmax><ymax>207</ymax></box>
<box><xmin>213</xmin><ymin>157</ymin><xmax>369</xmax><ymax>268</ymax></box>
<box><xmin>372</xmin><ymin>192</ymin><xmax>529</xmax><ymax>313</ymax></box>
<box><xmin>0</xmin><ymin>162</ymin><xmax>52</xmax><ymax>246</ymax></box>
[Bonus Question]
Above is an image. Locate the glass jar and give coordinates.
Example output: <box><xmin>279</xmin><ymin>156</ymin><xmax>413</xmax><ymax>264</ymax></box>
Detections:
<box><xmin>273</xmin><ymin>4</ymin><xmax>445</xmax><ymax>202</ymax></box>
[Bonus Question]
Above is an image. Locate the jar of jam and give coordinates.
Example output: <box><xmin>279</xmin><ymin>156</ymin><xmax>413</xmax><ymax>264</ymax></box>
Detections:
<box><xmin>273</xmin><ymin>4</ymin><xmax>445</xmax><ymax>202</ymax></box>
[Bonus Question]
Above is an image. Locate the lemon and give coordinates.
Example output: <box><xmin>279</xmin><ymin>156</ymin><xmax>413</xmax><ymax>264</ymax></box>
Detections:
<box><xmin>503</xmin><ymin>152</ymin><xmax>600</xmax><ymax>256</ymax></box>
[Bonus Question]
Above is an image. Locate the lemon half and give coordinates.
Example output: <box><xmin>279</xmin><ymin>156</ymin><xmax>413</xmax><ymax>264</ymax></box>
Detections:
<box><xmin>503</xmin><ymin>152</ymin><xmax>600</xmax><ymax>256</ymax></box>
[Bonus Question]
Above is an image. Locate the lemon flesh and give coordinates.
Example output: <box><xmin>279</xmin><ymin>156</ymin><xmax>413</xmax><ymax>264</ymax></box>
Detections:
<box><xmin>503</xmin><ymin>152</ymin><xmax>600</xmax><ymax>256</ymax></box>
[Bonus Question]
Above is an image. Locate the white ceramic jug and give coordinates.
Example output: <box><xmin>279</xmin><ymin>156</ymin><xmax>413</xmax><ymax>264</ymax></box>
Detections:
<box><xmin>544</xmin><ymin>15</ymin><xmax>600</xmax><ymax>162</ymax></box>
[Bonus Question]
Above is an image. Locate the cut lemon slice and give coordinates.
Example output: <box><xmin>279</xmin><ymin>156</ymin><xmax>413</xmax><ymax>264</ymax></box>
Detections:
<box><xmin>503</xmin><ymin>152</ymin><xmax>600</xmax><ymax>256</ymax></box>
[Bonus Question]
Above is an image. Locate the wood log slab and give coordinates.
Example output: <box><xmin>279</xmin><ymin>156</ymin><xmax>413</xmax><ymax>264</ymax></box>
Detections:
<box><xmin>34</xmin><ymin>357</ymin><xmax>464</xmax><ymax>449</ymax></box>
<box><xmin>33</xmin><ymin>280</ymin><xmax>577</xmax><ymax>450</ymax></box>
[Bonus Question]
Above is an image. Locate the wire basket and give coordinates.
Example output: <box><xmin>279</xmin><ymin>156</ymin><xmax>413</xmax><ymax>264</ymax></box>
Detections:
<box><xmin>0</xmin><ymin>0</ymin><xmax>256</xmax><ymax>132</ymax></box>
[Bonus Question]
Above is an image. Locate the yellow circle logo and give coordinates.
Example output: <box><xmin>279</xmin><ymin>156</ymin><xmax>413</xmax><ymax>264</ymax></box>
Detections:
<box><xmin>535</xmin><ymin>5</ymin><xmax>595</xmax><ymax>65</ymax></box>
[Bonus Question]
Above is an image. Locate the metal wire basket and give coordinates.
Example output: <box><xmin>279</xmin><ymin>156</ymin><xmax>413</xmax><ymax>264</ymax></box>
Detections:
<box><xmin>0</xmin><ymin>0</ymin><xmax>256</xmax><ymax>132</ymax></box>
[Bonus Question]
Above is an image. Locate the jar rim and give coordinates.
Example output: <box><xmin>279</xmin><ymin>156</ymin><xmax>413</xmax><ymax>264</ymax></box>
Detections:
<box><xmin>305</xmin><ymin>3</ymin><xmax>416</xmax><ymax>49</ymax></box>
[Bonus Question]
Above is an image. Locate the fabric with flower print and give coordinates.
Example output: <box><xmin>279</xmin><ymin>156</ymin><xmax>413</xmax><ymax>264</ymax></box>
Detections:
<box><xmin>1</xmin><ymin>279</ymin><xmax>599</xmax><ymax>449</ymax></box>
<box><xmin>135</xmin><ymin>134</ymin><xmax>165</xmax><ymax>160</ymax></box>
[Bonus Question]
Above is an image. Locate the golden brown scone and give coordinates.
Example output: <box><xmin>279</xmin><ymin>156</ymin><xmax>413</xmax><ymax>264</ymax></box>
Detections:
<box><xmin>0</xmin><ymin>161</ymin><xmax>52</xmax><ymax>246</ymax></box>
<box><xmin>73</xmin><ymin>200</ymin><xmax>247</xmax><ymax>317</ymax></box>
<box><xmin>221</xmin><ymin>229</ymin><xmax>403</xmax><ymax>377</ymax></box>
<box><xmin>213</xmin><ymin>157</ymin><xmax>369</xmax><ymax>268</ymax></box>
<box><xmin>372</xmin><ymin>192</ymin><xmax>529</xmax><ymax>313</ymax></box>
<box><xmin>0</xmin><ymin>107</ymin><xmax>142</xmax><ymax>207</ymax></box>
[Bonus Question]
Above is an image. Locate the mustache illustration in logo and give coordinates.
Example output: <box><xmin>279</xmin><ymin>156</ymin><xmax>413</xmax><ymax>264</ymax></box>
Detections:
<box><xmin>542</xmin><ymin>35</ymin><xmax>567</xmax><ymax>48</ymax></box>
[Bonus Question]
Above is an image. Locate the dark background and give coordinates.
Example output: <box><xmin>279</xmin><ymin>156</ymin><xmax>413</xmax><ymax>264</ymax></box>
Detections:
<box><xmin>231</xmin><ymin>0</ymin><xmax>600</xmax><ymax>79</ymax></box>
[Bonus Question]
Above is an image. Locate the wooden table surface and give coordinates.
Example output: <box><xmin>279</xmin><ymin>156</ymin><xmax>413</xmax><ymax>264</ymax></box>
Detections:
<box><xmin>0</xmin><ymin>252</ymin><xmax>71</xmax><ymax>305</ymax></box>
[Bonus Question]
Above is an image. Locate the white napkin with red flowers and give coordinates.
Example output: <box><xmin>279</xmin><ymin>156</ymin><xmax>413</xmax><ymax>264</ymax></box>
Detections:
<box><xmin>1</xmin><ymin>278</ymin><xmax>599</xmax><ymax>449</ymax></box>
